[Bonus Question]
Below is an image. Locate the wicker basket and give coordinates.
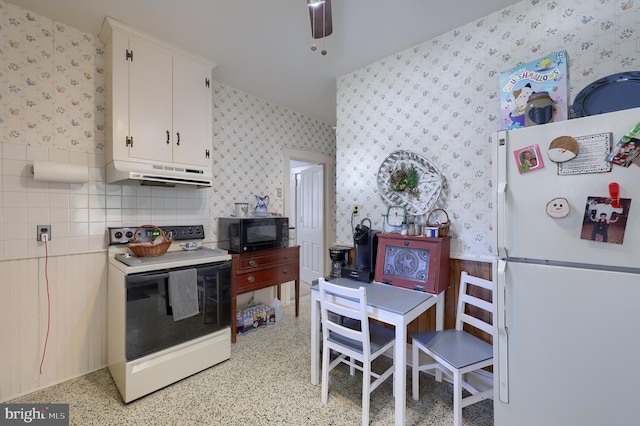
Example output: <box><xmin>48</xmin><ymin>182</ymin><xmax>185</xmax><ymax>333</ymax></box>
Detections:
<box><xmin>127</xmin><ymin>225</ymin><xmax>171</xmax><ymax>257</ymax></box>
<box><xmin>426</xmin><ymin>208</ymin><xmax>450</xmax><ymax>237</ymax></box>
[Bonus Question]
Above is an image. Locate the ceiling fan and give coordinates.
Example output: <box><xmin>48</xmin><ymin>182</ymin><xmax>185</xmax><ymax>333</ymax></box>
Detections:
<box><xmin>307</xmin><ymin>0</ymin><xmax>332</xmax><ymax>55</ymax></box>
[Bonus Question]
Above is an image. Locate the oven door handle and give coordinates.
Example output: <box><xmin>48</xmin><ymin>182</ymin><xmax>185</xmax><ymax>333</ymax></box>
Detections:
<box><xmin>126</xmin><ymin>272</ymin><xmax>170</xmax><ymax>286</ymax></box>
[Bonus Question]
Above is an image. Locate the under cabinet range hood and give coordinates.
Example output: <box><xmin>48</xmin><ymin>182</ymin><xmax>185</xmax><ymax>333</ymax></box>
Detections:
<box><xmin>106</xmin><ymin>160</ymin><xmax>212</xmax><ymax>188</ymax></box>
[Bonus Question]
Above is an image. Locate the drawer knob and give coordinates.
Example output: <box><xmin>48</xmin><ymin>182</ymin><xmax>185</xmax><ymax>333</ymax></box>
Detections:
<box><xmin>282</xmin><ymin>269</ymin><xmax>289</xmax><ymax>274</ymax></box>
<box><xmin>284</xmin><ymin>255</ymin><xmax>289</xmax><ymax>259</ymax></box>
<box><xmin>247</xmin><ymin>276</ymin><xmax>255</xmax><ymax>283</ymax></box>
<box><xmin>248</xmin><ymin>260</ymin><xmax>257</xmax><ymax>267</ymax></box>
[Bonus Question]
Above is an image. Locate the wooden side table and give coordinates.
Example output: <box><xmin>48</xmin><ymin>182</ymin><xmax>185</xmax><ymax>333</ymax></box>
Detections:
<box><xmin>230</xmin><ymin>246</ymin><xmax>300</xmax><ymax>343</ymax></box>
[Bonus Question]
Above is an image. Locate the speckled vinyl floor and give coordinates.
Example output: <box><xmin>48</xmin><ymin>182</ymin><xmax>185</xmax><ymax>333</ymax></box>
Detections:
<box><xmin>9</xmin><ymin>291</ymin><xmax>493</xmax><ymax>425</ymax></box>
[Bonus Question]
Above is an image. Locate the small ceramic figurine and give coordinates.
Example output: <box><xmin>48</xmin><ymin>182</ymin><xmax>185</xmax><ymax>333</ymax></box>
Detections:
<box><xmin>254</xmin><ymin>195</ymin><xmax>270</xmax><ymax>216</ymax></box>
<box><xmin>525</xmin><ymin>91</ymin><xmax>555</xmax><ymax>126</ymax></box>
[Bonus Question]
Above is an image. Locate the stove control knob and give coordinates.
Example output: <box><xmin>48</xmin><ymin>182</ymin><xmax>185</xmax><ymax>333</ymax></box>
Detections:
<box><xmin>114</xmin><ymin>231</ymin><xmax>123</xmax><ymax>239</ymax></box>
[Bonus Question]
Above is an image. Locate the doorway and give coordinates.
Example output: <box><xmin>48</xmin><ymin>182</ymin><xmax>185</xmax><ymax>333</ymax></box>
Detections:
<box><xmin>293</xmin><ymin>163</ymin><xmax>324</xmax><ymax>285</ymax></box>
<box><xmin>283</xmin><ymin>148</ymin><xmax>334</xmax><ymax>295</ymax></box>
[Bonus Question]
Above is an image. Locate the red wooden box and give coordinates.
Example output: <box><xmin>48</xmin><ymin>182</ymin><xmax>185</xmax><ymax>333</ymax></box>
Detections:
<box><xmin>374</xmin><ymin>233</ymin><xmax>450</xmax><ymax>294</ymax></box>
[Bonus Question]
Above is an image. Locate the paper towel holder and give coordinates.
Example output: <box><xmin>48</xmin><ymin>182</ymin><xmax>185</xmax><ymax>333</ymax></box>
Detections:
<box><xmin>31</xmin><ymin>160</ymin><xmax>89</xmax><ymax>183</ymax></box>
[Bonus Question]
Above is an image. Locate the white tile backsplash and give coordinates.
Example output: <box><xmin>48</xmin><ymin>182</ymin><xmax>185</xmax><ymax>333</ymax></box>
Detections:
<box><xmin>89</xmin><ymin>208</ymin><xmax>105</xmax><ymax>223</ymax></box>
<box><xmin>2</xmin><ymin>143</ymin><xmax>27</xmax><ymax>160</ymax></box>
<box><xmin>69</xmin><ymin>222</ymin><xmax>89</xmax><ymax>237</ymax></box>
<box><xmin>70</xmin><ymin>193</ymin><xmax>89</xmax><ymax>209</ymax></box>
<box><xmin>50</xmin><ymin>208</ymin><xmax>70</xmax><ymax>223</ymax></box>
<box><xmin>4</xmin><ymin>191</ymin><xmax>27</xmax><ymax>208</ymax></box>
<box><xmin>27</xmin><ymin>192</ymin><xmax>49</xmax><ymax>208</ymax></box>
<box><xmin>27</xmin><ymin>207</ymin><xmax>49</xmax><ymax>224</ymax></box>
<box><xmin>50</xmin><ymin>193</ymin><xmax>70</xmax><ymax>209</ymax></box>
<box><xmin>4</xmin><ymin>223</ymin><xmax>27</xmax><ymax>240</ymax></box>
<box><xmin>3</xmin><ymin>159</ymin><xmax>26</xmax><ymax>176</ymax></box>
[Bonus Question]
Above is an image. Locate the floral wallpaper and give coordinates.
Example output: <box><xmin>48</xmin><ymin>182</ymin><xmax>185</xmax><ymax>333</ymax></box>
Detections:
<box><xmin>335</xmin><ymin>0</ymin><xmax>640</xmax><ymax>260</ymax></box>
<box><xmin>2</xmin><ymin>3</ymin><xmax>104</xmax><ymax>153</ymax></box>
<box><xmin>210</xmin><ymin>81</ymin><xmax>336</xmax><ymax>236</ymax></box>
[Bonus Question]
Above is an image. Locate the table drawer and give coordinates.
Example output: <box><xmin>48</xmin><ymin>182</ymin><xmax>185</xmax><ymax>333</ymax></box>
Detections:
<box><xmin>236</xmin><ymin>247</ymin><xmax>298</xmax><ymax>272</ymax></box>
<box><xmin>236</xmin><ymin>264</ymin><xmax>298</xmax><ymax>292</ymax></box>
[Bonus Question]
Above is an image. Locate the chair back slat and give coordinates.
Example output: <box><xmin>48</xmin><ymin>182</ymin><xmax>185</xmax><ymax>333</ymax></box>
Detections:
<box><xmin>319</xmin><ymin>278</ymin><xmax>370</xmax><ymax>353</ymax></box>
<box><xmin>455</xmin><ymin>272</ymin><xmax>496</xmax><ymax>337</ymax></box>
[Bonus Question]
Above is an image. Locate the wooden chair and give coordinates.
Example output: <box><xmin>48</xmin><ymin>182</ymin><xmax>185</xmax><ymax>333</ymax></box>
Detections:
<box><xmin>318</xmin><ymin>277</ymin><xmax>395</xmax><ymax>426</ymax></box>
<box><xmin>410</xmin><ymin>272</ymin><xmax>495</xmax><ymax>426</ymax></box>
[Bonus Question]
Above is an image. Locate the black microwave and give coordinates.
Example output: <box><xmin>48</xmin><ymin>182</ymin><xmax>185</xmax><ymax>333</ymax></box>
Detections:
<box><xmin>218</xmin><ymin>217</ymin><xmax>289</xmax><ymax>253</ymax></box>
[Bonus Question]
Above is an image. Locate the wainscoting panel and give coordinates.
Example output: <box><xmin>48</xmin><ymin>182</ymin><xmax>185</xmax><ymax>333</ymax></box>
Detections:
<box><xmin>0</xmin><ymin>253</ymin><xmax>108</xmax><ymax>402</ymax></box>
<box><xmin>0</xmin><ymin>258</ymin><xmax>39</xmax><ymax>401</ymax></box>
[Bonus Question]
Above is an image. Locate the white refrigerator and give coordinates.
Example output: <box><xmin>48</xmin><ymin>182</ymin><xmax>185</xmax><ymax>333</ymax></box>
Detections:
<box><xmin>491</xmin><ymin>107</ymin><xmax>640</xmax><ymax>426</ymax></box>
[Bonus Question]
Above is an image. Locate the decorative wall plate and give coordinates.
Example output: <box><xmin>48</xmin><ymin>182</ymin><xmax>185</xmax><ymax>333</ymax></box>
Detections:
<box><xmin>377</xmin><ymin>150</ymin><xmax>443</xmax><ymax>215</ymax></box>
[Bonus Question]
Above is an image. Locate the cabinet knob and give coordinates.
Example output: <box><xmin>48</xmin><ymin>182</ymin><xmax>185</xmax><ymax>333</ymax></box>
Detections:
<box><xmin>166</xmin><ymin>130</ymin><xmax>170</xmax><ymax>144</ymax></box>
<box><xmin>248</xmin><ymin>260</ymin><xmax>257</xmax><ymax>267</ymax></box>
<box><xmin>247</xmin><ymin>276</ymin><xmax>255</xmax><ymax>283</ymax></box>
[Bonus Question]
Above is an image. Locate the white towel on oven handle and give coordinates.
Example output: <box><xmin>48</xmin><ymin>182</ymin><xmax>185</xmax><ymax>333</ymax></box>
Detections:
<box><xmin>168</xmin><ymin>268</ymin><xmax>199</xmax><ymax>321</ymax></box>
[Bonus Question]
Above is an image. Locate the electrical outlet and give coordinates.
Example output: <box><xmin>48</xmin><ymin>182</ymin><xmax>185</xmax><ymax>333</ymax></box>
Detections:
<box><xmin>353</xmin><ymin>205</ymin><xmax>362</xmax><ymax>215</ymax></box>
<box><xmin>37</xmin><ymin>225</ymin><xmax>51</xmax><ymax>241</ymax></box>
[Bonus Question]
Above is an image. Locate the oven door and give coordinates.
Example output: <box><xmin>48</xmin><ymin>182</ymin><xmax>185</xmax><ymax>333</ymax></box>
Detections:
<box><xmin>125</xmin><ymin>261</ymin><xmax>231</xmax><ymax>361</ymax></box>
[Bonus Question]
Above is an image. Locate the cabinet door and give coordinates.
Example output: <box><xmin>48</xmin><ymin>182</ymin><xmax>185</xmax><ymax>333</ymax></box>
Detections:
<box><xmin>129</xmin><ymin>38</ymin><xmax>173</xmax><ymax>164</ymax></box>
<box><xmin>172</xmin><ymin>58</ymin><xmax>212</xmax><ymax>168</ymax></box>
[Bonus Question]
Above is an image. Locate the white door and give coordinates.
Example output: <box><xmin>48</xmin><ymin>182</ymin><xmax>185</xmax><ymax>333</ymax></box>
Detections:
<box><xmin>297</xmin><ymin>164</ymin><xmax>324</xmax><ymax>284</ymax></box>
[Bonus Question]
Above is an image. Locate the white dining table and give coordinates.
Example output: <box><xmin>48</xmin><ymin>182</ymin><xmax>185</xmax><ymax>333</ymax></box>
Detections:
<box><xmin>310</xmin><ymin>277</ymin><xmax>444</xmax><ymax>426</ymax></box>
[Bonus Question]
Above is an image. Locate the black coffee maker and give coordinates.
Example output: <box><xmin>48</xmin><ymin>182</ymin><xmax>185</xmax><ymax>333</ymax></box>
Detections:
<box><xmin>341</xmin><ymin>218</ymin><xmax>380</xmax><ymax>282</ymax></box>
<box><xmin>329</xmin><ymin>245</ymin><xmax>350</xmax><ymax>278</ymax></box>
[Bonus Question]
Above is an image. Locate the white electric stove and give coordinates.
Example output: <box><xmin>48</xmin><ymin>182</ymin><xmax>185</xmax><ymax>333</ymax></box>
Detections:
<box><xmin>107</xmin><ymin>225</ymin><xmax>232</xmax><ymax>403</ymax></box>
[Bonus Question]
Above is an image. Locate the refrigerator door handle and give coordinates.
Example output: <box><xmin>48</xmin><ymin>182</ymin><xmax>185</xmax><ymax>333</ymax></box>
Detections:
<box><xmin>497</xmin><ymin>259</ymin><xmax>509</xmax><ymax>403</ymax></box>
<box><xmin>493</xmin><ymin>130</ymin><xmax>509</xmax><ymax>258</ymax></box>
<box><xmin>497</xmin><ymin>182</ymin><xmax>508</xmax><ymax>258</ymax></box>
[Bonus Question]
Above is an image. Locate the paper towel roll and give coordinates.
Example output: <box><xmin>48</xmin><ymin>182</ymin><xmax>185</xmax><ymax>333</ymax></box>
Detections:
<box><xmin>32</xmin><ymin>160</ymin><xmax>89</xmax><ymax>183</ymax></box>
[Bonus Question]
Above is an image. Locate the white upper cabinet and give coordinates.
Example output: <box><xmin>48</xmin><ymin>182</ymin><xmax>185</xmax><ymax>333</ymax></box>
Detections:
<box><xmin>100</xmin><ymin>17</ymin><xmax>215</xmax><ymax>170</ymax></box>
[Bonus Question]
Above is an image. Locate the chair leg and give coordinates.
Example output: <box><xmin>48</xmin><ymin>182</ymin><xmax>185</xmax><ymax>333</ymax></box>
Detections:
<box><xmin>412</xmin><ymin>342</ymin><xmax>420</xmax><ymax>400</ymax></box>
<box><xmin>453</xmin><ymin>370</ymin><xmax>463</xmax><ymax>426</ymax></box>
<box><xmin>362</xmin><ymin>361</ymin><xmax>371</xmax><ymax>426</ymax></box>
<box><xmin>321</xmin><ymin>343</ymin><xmax>330</xmax><ymax>405</ymax></box>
